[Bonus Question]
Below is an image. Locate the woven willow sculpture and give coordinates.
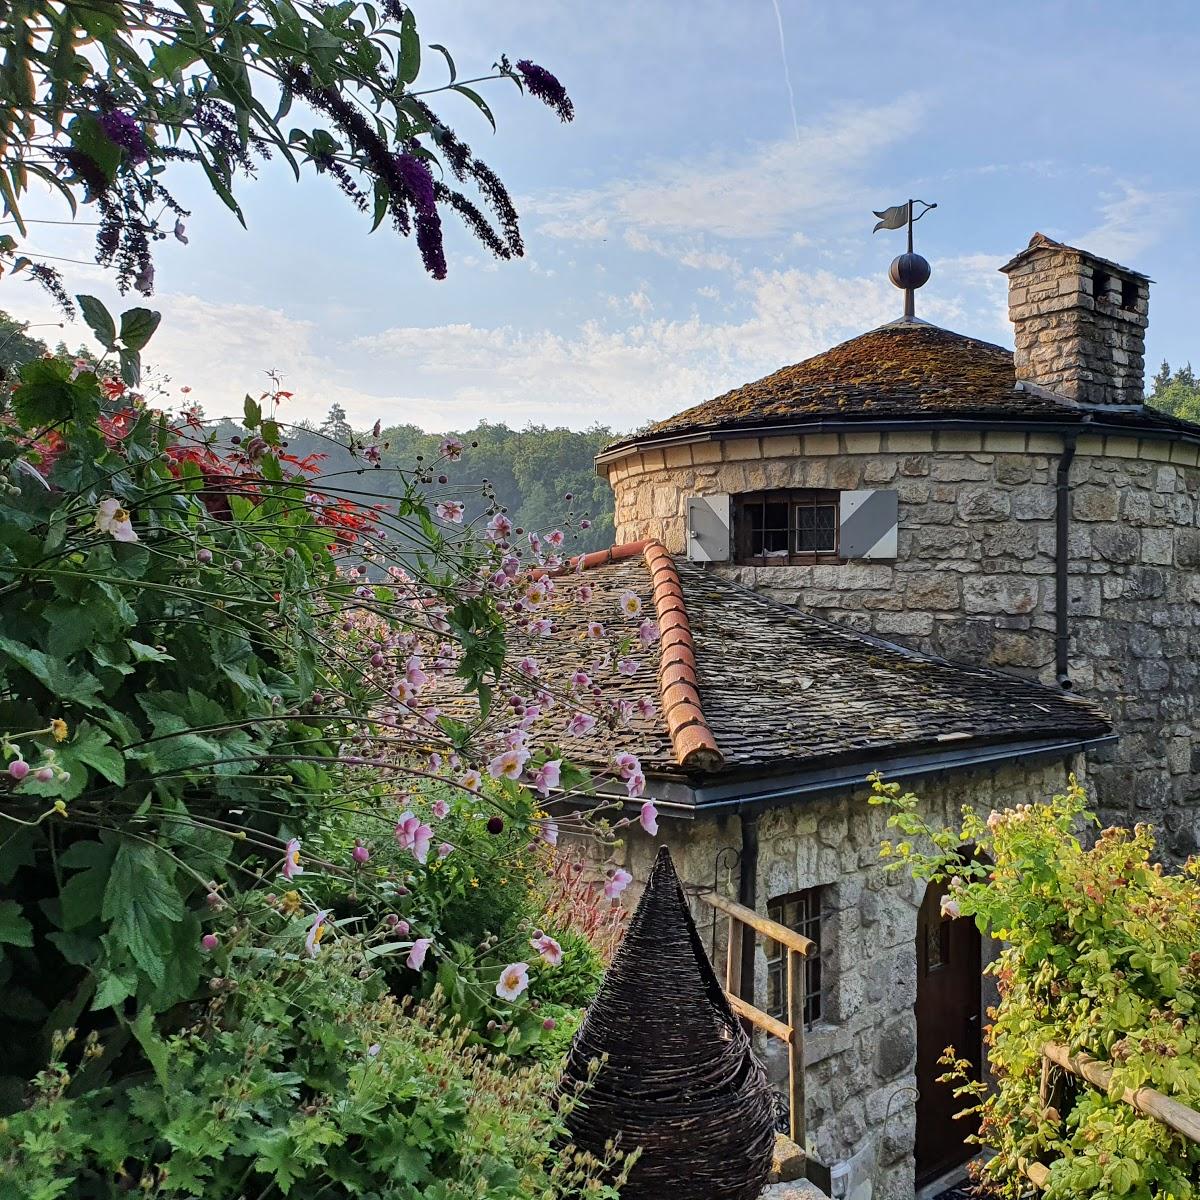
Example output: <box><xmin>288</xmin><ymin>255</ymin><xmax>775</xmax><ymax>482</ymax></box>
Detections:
<box><xmin>561</xmin><ymin>846</ymin><xmax>776</xmax><ymax>1200</ymax></box>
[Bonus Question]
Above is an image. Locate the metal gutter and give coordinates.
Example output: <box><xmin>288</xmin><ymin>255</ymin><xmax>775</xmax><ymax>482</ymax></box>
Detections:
<box><xmin>626</xmin><ymin>732</ymin><xmax>1117</xmax><ymax>816</ymax></box>
<box><xmin>595</xmin><ymin>413</ymin><xmax>1200</xmax><ymax>470</ymax></box>
<box><xmin>737</xmin><ymin>812</ymin><xmax>759</xmax><ymax>999</ymax></box>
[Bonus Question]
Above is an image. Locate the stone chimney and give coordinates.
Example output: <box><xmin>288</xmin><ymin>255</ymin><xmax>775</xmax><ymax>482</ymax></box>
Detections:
<box><xmin>999</xmin><ymin>232</ymin><xmax>1149</xmax><ymax>406</ymax></box>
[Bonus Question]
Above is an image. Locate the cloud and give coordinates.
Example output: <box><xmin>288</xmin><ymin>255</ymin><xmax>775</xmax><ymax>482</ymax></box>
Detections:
<box><xmin>351</xmin><ymin>262</ymin><xmax>982</xmax><ymax>432</ymax></box>
<box><xmin>529</xmin><ymin>97</ymin><xmax>926</xmax><ymax>244</ymax></box>
<box><xmin>1078</xmin><ymin>182</ymin><xmax>1189</xmax><ymax>262</ymax></box>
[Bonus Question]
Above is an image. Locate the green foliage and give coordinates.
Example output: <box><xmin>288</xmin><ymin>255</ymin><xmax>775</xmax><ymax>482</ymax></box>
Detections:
<box><xmin>0</xmin><ymin>299</ymin><xmax>507</xmax><ymax>1102</ymax></box>
<box><xmin>1148</xmin><ymin>360</ymin><xmax>1200</xmax><ymax>424</ymax></box>
<box><xmin>0</xmin><ymin>310</ymin><xmax>635</xmax><ymax>1200</ymax></box>
<box><xmin>0</xmin><ymin>0</ymin><xmax>573</xmax><ymax>301</ymax></box>
<box><xmin>872</xmin><ymin>774</ymin><xmax>1200</xmax><ymax>1199</ymax></box>
<box><xmin>529</xmin><ymin>930</ymin><xmax>605</xmax><ymax>1007</ymax></box>
<box><xmin>0</xmin><ymin>940</ymin><xmax>630</xmax><ymax>1200</ymax></box>
<box><xmin>0</xmin><ymin>311</ymin><xmax>48</xmax><ymax>383</ymax></box>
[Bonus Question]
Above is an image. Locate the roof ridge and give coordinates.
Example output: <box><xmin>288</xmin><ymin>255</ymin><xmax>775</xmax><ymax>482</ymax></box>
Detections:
<box><xmin>642</xmin><ymin>541</ymin><xmax>724</xmax><ymax>772</ymax></box>
<box><xmin>531</xmin><ymin>539</ymin><xmax>653</xmax><ymax>579</ymax></box>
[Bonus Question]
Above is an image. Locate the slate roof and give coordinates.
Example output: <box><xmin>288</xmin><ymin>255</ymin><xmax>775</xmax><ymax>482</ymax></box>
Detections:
<box><xmin>525</xmin><ymin>542</ymin><xmax>1111</xmax><ymax>795</ymax></box>
<box><xmin>600</xmin><ymin>317</ymin><xmax>1200</xmax><ymax>453</ymax></box>
<box><xmin>614</xmin><ymin>321</ymin><xmax>1066</xmax><ymax>446</ymax></box>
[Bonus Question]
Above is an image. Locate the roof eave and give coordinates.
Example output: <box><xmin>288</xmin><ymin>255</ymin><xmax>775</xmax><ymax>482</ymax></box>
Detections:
<box><xmin>628</xmin><ymin>730</ymin><xmax>1116</xmax><ymax>817</ymax></box>
<box><xmin>595</xmin><ymin>409</ymin><xmax>1200</xmax><ymax>470</ymax></box>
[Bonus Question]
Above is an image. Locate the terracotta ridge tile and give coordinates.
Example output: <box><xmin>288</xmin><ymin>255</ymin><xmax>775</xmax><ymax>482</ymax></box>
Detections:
<box><xmin>641</xmin><ymin>540</ymin><xmax>724</xmax><ymax>772</ymax></box>
<box><xmin>530</xmin><ymin>539</ymin><xmax>652</xmax><ymax>579</ymax></box>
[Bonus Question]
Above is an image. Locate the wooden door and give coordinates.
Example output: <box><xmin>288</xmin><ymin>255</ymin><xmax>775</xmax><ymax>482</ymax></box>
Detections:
<box><xmin>914</xmin><ymin>877</ymin><xmax>982</xmax><ymax>1188</ymax></box>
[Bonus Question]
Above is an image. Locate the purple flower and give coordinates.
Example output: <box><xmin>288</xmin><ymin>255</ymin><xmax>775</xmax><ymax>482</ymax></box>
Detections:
<box><xmin>99</xmin><ymin>110</ymin><xmax>148</xmax><ymax>163</ymax></box>
<box><xmin>515</xmin><ymin>60</ymin><xmax>575</xmax><ymax>122</ymax></box>
<box><xmin>394</xmin><ymin>152</ymin><xmax>436</xmax><ymax>214</ymax></box>
<box><xmin>416</xmin><ymin>209</ymin><xmax>447</xmax><ymax>281</ymax></box>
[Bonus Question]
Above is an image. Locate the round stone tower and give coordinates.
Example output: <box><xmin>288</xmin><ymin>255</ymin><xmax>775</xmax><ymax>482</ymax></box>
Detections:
<box><xmin>598</xmin><ymin>234</ymin><xmax>1200</xmax><ymax>856</ymax></box>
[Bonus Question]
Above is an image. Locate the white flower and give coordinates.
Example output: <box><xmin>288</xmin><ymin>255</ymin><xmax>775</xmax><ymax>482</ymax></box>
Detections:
<box><xmin>95</xmin><ymin>498</ymin><xmax>138</xmax><ymax>543</ymax></box>
<box><xmin>495</xmin><ymin>961</ymin><xmax>530</xmax><ymax>1001</ymax></box>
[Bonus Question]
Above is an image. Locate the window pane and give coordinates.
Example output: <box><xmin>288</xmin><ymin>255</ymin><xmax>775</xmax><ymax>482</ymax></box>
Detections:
<box><xmin>795</xmin><ymin>503</ymin><xmax>837</xmax><ymax>553</ymax></box>
<box><xmin>762</xmin><ymin>501</ymin><xmax>789</xmax><ymax>555</ymax></box>
<box><xmin>766</xmin><ymin>887</ymin><xmax>824</xmax><ymax>1025</ymax></box>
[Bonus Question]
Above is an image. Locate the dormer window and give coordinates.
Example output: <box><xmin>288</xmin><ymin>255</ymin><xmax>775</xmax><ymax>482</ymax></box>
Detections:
<box><xmin>734</xmin><ymin>490</ymin><xmax>839</xmax><ymax>564</ymax></box>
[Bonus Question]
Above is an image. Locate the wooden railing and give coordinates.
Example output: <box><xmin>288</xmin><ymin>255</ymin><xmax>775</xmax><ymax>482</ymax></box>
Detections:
<box><xmin>697</xmin><ymin>889</ymin><xmax>815</xmax><ymax>1148</ymax></box>
<box><xmin>1023</xmin><ymin>1040</ymin><xmax>1200</xmax><ymax>1189</ymax></box>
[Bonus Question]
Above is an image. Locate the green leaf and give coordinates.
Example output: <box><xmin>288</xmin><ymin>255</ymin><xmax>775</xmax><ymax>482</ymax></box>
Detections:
<box><xmin>397</xmin><ymin>6</ymin><xmax>420</xmax><ymax>83</ymax></box>
<box><xmin>11</xmin><ymin>357</ymin><xmax>102</xmax><ymax>428</ymax></box>
<box><xmin>76</xmin><ymin>294</ymin><xmax>117</xmax><ymax>348</ymax></box>
<box><xmin>118</xmin><ymin>306</ymin><xmax>161</xmax><ymax>351</ymax></box>
<box><xmin>0</xmin><ymin>827</ymin><xmax>36</xmax><ymax>886</ymax></box>
<box><xmin>47</xmin><ymin>930</ymin><xmax>101</xmax><ymax>966</ymax></box>
<box><xmin>452</xmin><ymin>85</ymin><xmax>496</xmax><ymax>132</ymax></box>
<box><xmin>0</xmin><ymin>634</ymin><xmax>104</xmax><ymax>707</ymax></box>
<box><xmin>151</xmin><ymin>41</ymin><xmax>199</xmax><ymax>79</ymax></box>
<box><xmin>118</xmin><ymin>347</ymin><xmax>141</xmax><ymax>387</ymax></box>
<box><xmin>428</xmin><ymin>42</ymin><xmax>455</xmax><ymax>81</ymax></box>
<box><xmin>244</xmin><ymin>394</ymin><xmax>263</xmax><ymax>429</ymax></box>
<box><xmin>92</xmin><ymin>968</ymin><xmax>137</xmax><ymax>1010</ymax></box>
<box><xmin>0</xmin><ymin>900</ymin><xmax>33</xmax><ymax>947</ymax></box>
<box><xmin>129</xmin><ymin>1006</ymin><xmax>171</xmax><ymax>1088</ymax></box>
<box><xmin>199</xmin><ymin>154</ymin><xmax>246</xmax><ymax>225</ymax></box>
<box><xmin>59</xmin><ymin>839</ymin><xmax>117</xmax><ymax>930</ymax></box>
<box><xmin>68</xmin><ymin>721</ymin><xmax>126</xmax><ymax>786</ymax></box>
<box><xmin>101</xmin><ymin>840</ymin><xmax>187</xmax><ymax>992</ymax></box>
<box><xmin>128</xmin><ymin>640</ymin><xmax>174</xmax><ymax>664</ymax></box>
<box><xmin>66</xmin><ymin>114</ymin><xmax>123</xmax><ymax>190</ymax></box>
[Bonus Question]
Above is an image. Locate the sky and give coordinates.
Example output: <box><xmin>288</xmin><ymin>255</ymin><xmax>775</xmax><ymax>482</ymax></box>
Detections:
<box><xmin>7</xmin><ymin>0</ymin><xmax>1200</xmax><ymax>434</ymax></box>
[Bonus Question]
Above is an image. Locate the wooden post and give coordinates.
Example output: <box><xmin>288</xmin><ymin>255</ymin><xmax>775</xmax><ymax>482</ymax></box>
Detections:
<box><xmin>1043</xmin><ymin>1042</ymin><xmax>1200</xmax><ymax>1145</ymax></box>
<box><xmin>786</xmin><ymin>945</ymin><xmax>806</xmax><ymax>1148</ymax></box>
<box><xmin>725</xmin><ymin>913</ymin><xmax>743</xmax><ymax>998</ymax></box>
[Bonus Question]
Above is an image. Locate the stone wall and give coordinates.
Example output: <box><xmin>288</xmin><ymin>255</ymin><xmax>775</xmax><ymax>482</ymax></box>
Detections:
<box><xmin>609</xmin><ymin>756</ymin><xmax>1079</xmax><ymax>1200</ymax></box>
<box><xmin>606</xmin><ymin>428</ymin><xmax>1200</xmax><ymax>856</ymax></box>
<box><xmin>1002</xmin><ymin>242</ymin><xmax>1148</xmax><ymax>407</ymax></box>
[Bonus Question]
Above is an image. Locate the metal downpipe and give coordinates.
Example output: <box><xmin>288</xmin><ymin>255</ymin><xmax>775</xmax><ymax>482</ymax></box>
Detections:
<box><xmin>1056</xmin><ymin>432</ymin><xmax>1078</xmax><ymax>688</ymax></box>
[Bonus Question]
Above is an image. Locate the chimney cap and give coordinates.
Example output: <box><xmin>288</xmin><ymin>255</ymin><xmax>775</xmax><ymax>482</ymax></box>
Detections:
<box><xmin>999</xmin><ymin>231</ymin><xmax>1153</xmax><ymax>282</ymax></box>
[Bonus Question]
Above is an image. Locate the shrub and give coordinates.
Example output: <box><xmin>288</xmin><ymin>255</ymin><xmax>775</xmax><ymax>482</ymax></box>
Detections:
<box><xmin>0</xmin><ymin>932</ymin><xmax>630</xmax><ymax>1199</ymax></box>
<box><xmin>872</xmin><ymin>774</ymin><xmax>1200</xmax><ymax>1199</ymax></box>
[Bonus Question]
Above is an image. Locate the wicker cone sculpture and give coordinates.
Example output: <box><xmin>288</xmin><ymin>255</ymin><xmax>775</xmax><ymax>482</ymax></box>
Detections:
<box><xmin>560</xmin><ymin>846</ymin><xmax>776</xmax><ymax>1200</ymax></box>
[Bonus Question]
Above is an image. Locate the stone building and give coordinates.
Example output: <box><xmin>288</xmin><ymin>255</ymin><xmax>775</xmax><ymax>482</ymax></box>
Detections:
<box><xmin>536</xmin><ymin>538</ymin><xmax>1108</xmax><ymax>1198</ymax></box>
<box><xmin>535</xmin><ymin>232</ymin><xmax>1199</xmax><ymax>1199</ymax></box>
<box><xmin>598</xmin><ymin>234</ymin><xmax>1200</xmax><ymax>859</ymax></box>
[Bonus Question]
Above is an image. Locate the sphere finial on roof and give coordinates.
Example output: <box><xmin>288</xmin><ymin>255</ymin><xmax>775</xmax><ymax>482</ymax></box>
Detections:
<box><xmin>873</xmin><ymin>198</ymin><xmax>937</xmax><ymax>320</ymax></box>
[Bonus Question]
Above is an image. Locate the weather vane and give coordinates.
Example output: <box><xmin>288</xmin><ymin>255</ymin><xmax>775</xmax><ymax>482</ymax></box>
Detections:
<box><xmin>873</xmin><ymin>198</ymin><xmax>937</xmax><ymax>320</ymax></box>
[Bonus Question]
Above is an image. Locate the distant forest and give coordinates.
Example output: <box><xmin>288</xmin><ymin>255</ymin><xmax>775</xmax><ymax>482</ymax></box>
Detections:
<box><xmin>7</xmin><ymin>309</ymin><xmax>1198</xmax><ymax>555</ymax></box>
<box><xmin>215</xmin><ymin>406</ymin><xmax>621</xmax><ymax>554</ymax></box>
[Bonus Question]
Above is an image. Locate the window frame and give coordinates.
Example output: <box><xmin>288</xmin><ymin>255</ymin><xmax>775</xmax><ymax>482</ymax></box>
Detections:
<box><xmin>764</xmin><ymin>886</ymin><xmax>824</xmax><ymax>1029</ymax></box>
<box><xmin>733</xmin><ymin>489</ymin><xmax>841</xmax><ymax>566</ymax></box>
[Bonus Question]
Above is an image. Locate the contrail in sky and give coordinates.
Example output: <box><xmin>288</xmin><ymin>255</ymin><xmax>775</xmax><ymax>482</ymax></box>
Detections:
<box><xmin>769</xmin><ymin>0</ymin><xmax>802</xmax><ymax>143</ymax></box>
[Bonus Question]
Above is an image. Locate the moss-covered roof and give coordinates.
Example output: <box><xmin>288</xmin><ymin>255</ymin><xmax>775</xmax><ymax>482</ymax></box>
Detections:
<box><xmin>627</xmin><ymin>320</ymin><xmax>1064</xmax><ymax>444</ymax></box>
